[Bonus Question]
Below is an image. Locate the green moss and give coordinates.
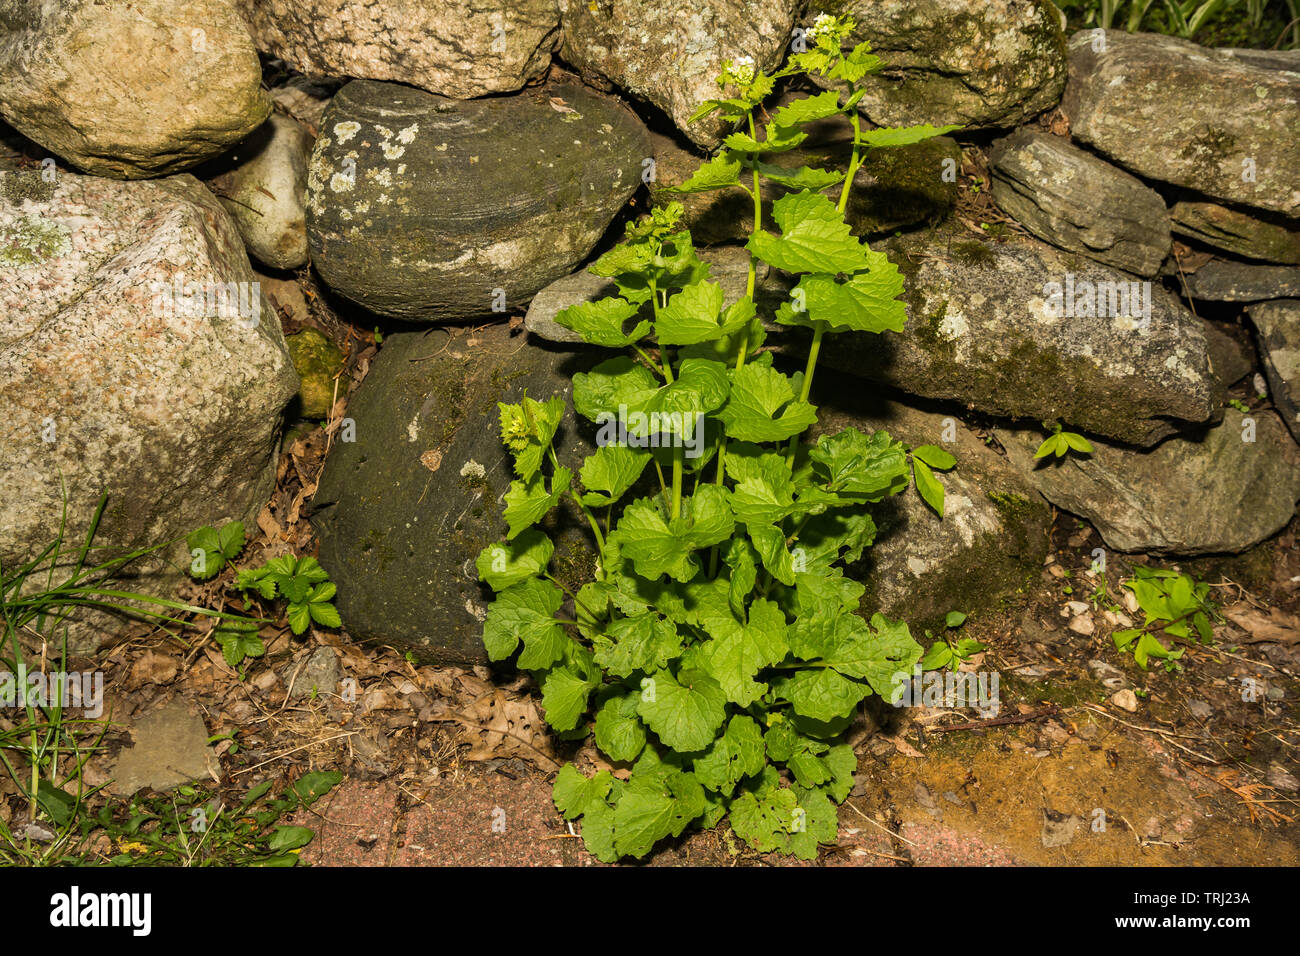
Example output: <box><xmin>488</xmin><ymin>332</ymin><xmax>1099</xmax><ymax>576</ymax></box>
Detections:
<box><xmin>285</xmin><ymin>328</ymin><xmax>344</xmax><ymax>420</ymax></box>
<box><xmin>950</xmin><ymin>240</ymin><xmax>997</xmax><ymax>268</ymax></box>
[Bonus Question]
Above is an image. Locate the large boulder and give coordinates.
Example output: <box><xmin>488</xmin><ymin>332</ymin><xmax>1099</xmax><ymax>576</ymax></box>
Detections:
<box><xmin>1249</xmin><ymin>300</ymin><xmax>1300</xmax><ymax>442</ymax></box>
<box><xmin>0</xmin><ymin>165</ymin><xmax>298</xmax><ymax>650</ymax></box>
<box><xmin>814</xmin><ymin>389</ymin><xmax>1051</xmax><ymax>630</ymax></box>
<box><xmin>802</xmin><ymin>225</ymin><xmax>1219</xmax><ymax>447</ymax></box>
<box><xmin>207</xmin><ymin>115</ymin><xmax>314</xmax><ymax>270</ymax></box>
<box><xmin>235</xmin><ymin>0</ymin><xmax>560</xmax><ymax>99</ymax></box>
<box><xmin>997</xmin><ymin>409</ymin><xmax>1300</xmax><ymax>555</ymax></box>
<box><xmin>558</xmin><ymin>0</ymin><xmax>800</xmax><ymax>146</ymax></box>
<box><xmin>1064</xmin><ymin>31</ymin><xmax>1300</xmax><ymax>217</ymax></box>
<box><xmin>1169</xmin><ymin>202</ymin><xmax>1300</xmax><ymax>266</ymax></box>
<box><xmin>306</xmin><ymin>80</ymin><xmax>650</xmax><ymax>322</ymax></box>
<box><xmin>310</xmin><ymin>324</ymin><xmax>601</xmax><ymax>664</ymax></box>
<box><xmin>990</xmin><ymin>128</ymin><xmax>1170</xmax><ymax>276</ymax></box>
<box><xmin>0</xmin><ymin>0</ymin><xmax>270</xmax><ymax>179</ymax></box>
<box><xmin>811</xmin><ymin>0</ymin><xmax>1067</xmax><ymax>130</ymax></box>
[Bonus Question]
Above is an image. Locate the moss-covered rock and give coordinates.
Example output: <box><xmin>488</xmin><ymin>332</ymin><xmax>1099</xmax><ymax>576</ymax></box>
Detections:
<box><xmin>1064</xmin><ymin>31</ymin><xmax>1300</xmax><ymax>217</ymax></box>
<box><xmin>792</xmin><ymin>222</ymin><xmax>1220</xmax><ymax>447</ymax></box>
<box><xmin>309</xmin><ymin>323</ymin><xmax>605</xmax><ymax>664</ymax></box>
<box><xmin>813</xmin><ymin>390</ymin><xmax>1050</xmax><ymax>631</ymax></box>
<box><xmin>809</xmin><ymin>0</ymin><xmax>1067</xmax><ymax>130</ymax></box>
<box><xmin>285</xmin><ymin>328</ymin><xmax>344</xmax><ymax>420</ymax></box>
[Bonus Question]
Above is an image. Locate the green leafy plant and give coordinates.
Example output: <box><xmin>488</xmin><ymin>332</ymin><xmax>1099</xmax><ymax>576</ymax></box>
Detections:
<box><xmin>88</xmin><ymin>771</ymin><xmax>341</xmax><ymax>866</ymax></box>
<box><xmin>186</xmin><ymin>521</ymin><xmax>341</xmax><ymax>669</ymax></box>
<box><xmin>1</xmin><ymin>488</ymin><xmax>247</xmax><ymax>862</ymax></box>
<box><xmin>1112</xmin><ymin>567</ymin><xmax>1216</xmax><ymax>672</ymax></box>
<box><xmin>478</xmin><ymin>15</ymin><xmax>958</xmax><ymax>862</ymax></box>
<box><xmin>1034</xmin><ymin>421</ymin><xmax>1094</xmax><ymax>460</ymax></box>
<box><xmin>909</xmin><ymin>445</ymin><xmax>957</xmax><ymax>517</ymax></box>
<box><xmin>920</xmin><ymin>612</ymin><xmax>984</xmax><ymax>671</ymax></box>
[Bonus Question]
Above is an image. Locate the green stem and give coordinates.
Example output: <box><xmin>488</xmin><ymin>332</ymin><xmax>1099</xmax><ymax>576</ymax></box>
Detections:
<box><xmin>549</xmin><ymin>447</ymin><xmax>606</xmax><ymax>566</ymax></box>
<box><xmin>708</xmin><ymin>112</ymin><xmax>766</xmax><ymax>577</ymax></box>
<box><xmin>670</xmin><ymin>447</ymin><xmax>684</xmax><ymax>520</ymax></box>
<box><xmin>784</xmin><ymin>320</ymin><xmax>827</xmax><ymax>466</ymax></box>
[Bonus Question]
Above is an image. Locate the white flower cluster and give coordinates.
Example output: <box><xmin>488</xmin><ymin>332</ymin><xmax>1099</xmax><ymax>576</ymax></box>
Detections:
<box><xmin>730</xmin><ymin>54</ymin><xmax>756</xmax><ymax>84</ymax></box>
<box><xmin>809</xmin><ymin>13</ymin><xmax>838</xmax><ymax>42</ymax></box>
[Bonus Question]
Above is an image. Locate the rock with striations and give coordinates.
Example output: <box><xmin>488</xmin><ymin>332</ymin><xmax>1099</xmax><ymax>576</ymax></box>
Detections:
<box><xmin>810</xmin><ymin>0</ymin><xmax>1067</xmax><ymax>130</ymax></box>
<box><xmin>1249</xmin><ymin>300</ymin><xmax>1300</xmax><ymax>442</ymax></box>
<box><xmin>990</xmin><ymin>128</ymin><xmax>1170</xmax><ymax>276</ymax></box>
<box><xmin>558</xmin><ymin>0</ymin><xmax>800</xmax><ymax>147</ymax></box>
<box><xmin>235</xmin><ymin>0</ymin><xmax>560</xmax><ymax>99</ymax></box>
<box><xmin>798</xmin><ymin>224</ymin><xmax>1219</xmax><ymax>447</ymax></box>
<box><xmin>1169</xmin><ymin>202</ymin><xmax>1300</xmax><ymax>266</ymax></box>
<box><xmin>0</xmin><ymin>0</ymin><xmax>270</xmax><ymax>179</ymax></box>
<box><xmin>310</xmin><ymin>323</ymin><xmax>603</xmax><ymax>665</ymax></box>
<box><xmin>996</xmin><ymin>409</ymin><xmax>1300</xmax><ymax>555</ymax></box>
<box><xmin>0</xmin><ymin>164</ymin><xmax>298</xmax><ymax>652</ymax></box>
<box><xmin>306</xmin><ymin>80</ymin><xmax>650</xmax><ymax>322</ymax></box>
<box><xmin>1183</xmin><ymin>261</ymin><xmax>1300</xmax><ymax>302</ymax></box>
<box><xmin>1063</xmin><ymin>30</ymin><xmax>1300</xmax><ymax>217</ymax></box>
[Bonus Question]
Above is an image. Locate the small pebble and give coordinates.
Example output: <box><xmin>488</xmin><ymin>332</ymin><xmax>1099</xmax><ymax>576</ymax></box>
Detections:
<box><xmin>1110</xmin><ymin>689</ymin><xmax>1139</xmax><ymax>712</ymax></box>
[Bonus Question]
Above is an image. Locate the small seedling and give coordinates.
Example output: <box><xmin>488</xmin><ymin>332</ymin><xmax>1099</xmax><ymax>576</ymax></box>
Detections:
<box><xmin>921</xmin><ymin>612</ymin><xmax>984</xmax><ymax>671</ymax></box>
<box><xmin>1112</xmin><ymin>566</ymin><xmax>1216</xmax><ymax>672</ymax></box>
<box><xmin>1035</xmin><ymin>421</ymin><xmax>1093</xmax><ymax>460</ymax></box>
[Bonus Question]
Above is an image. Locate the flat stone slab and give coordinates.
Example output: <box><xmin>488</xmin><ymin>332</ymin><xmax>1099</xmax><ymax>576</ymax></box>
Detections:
<box><xmin>109</xmin><ymin>699</ymin><xmax>215</xmax><ymax>797</ymax></box>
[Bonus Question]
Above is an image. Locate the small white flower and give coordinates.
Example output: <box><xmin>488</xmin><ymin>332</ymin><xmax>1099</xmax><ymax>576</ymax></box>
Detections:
<box><xmin>809</xmin><ymin>13</ymin><xmax>837</xmax><ymax>41</ymax></box>
<box><xmin>731</xmin><ymin>55</ymin><xmax>755</xmax><ymax>84</ymax></box>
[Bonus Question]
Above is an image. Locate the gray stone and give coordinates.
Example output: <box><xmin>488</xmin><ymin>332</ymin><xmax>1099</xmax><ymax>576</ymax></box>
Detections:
<box><xmin>1200</xmin><ymin>320</ymin><xmax>1253</xmax><ymax>388</ymax></box>
<box><xmin>0</xmin><ymin>166</ymin><xmax>298</xmax><ymax>652</ymax></box>
<box><xmin>525</xmin><ymin>246</ymin><xmax>780</xmax><ymax>345</ymax></box>
<box><xmin>996</xmin><ymin>409</ymin><xmax>1300</xmax><ymax>555</ymax></box>
<box><xmin>285</xmin><ymin>646</ymin><xmax>341</xmax><ymax>700</ymax></box>
<box><xmin>813</xmin><ymin>393</ymin><xmax>1051</xmax><ymax>631</ymax></box>
<box><xmin>0</xmin><ymin>0</ymin><xmax>270</xmax><ymax>179</ymax></box>
<box><xmin>813</xmin><ymin>0</ymin><xmax>1068</xmax><ymax>130</ymax></box>
<box><xmin>210</xmin><ymin>115</ymin><xmax>314</xmax><ymax>270</ymax></box>
<box><xmin>269</xmin><ymin>77</ymin><xmax>341</xmax><ymax>133</ymax></box>
<box><xmin>236</xmin><ymin>0</ymin><xmax>560</xmax><ymax>99</ymax></box>
<box><xmin>1249</xmin><ymin>300</ymin><xmax>1300</xmax><ymax>441</ymax></box>
<box><xmin>802</xmin><ymin>224</ymin><xmax>1219</xmax><ymax>447</ymax></box>
<box><xmin>109</xmin><ymin>699</ymin><xmax>216</xmax><ymax>796</ymax></box>
<box><xmin>1183</xmin><ymin>261</ymin><xmax>1300</xmax><ymax>302</ymax></box>
<box><xmin>1169</xmin><ymin>202</ymin><xmax>1300</xmax><ymax>265</ymax></box>
<box><xmin>990</xmin><ymin>128</ymin><xmax>1170</xmax><ymax>276</ymax></box>
<box><xmin>306</xmin><ymin>80</ymin><xmax>649</xmax><ymax>322</ymax></box>
<box><xmin>558</xmin><ymin>0</ymin><xmax>800</xmax><ymax>146</ymax></box>
<box><xmin>648</xmin><ymin>123</ymin><xmax>961</xmax><ymax>243</ymax></box>
<box><xmin>309</xmin><ymin>323</ymin><xmax>602</xmax><ymax>664</ymax></box>
<box><xmin>1064</xmin><ymin>30</ymin><xmax>1300</xmax><ymax>217</ymax></box>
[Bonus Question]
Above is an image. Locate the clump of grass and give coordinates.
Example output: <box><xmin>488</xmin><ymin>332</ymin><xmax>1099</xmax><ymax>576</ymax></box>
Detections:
<box><xmin>0</xmin><ymin>485</ymin><xmax>262</xmax><ymax>863</ymax></box>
